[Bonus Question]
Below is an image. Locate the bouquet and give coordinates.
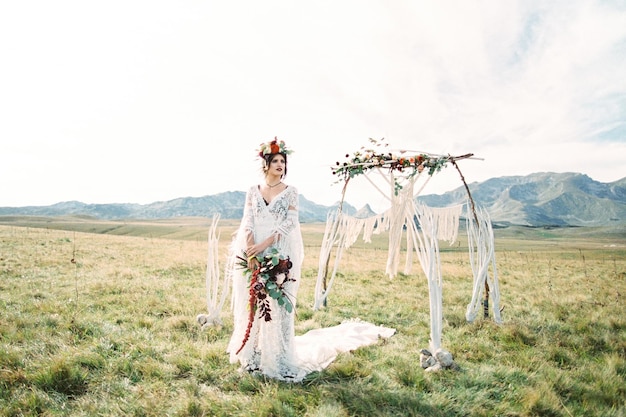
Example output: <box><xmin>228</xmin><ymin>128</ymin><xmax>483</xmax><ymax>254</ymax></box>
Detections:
<box><xmin>235</xmin><ymin>248</ymin><xmax>295</xmax><ymax>354</ymax></box>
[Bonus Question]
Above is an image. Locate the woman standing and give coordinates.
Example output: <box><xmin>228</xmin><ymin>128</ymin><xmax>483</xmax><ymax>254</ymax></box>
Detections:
<box><xmin>226</xmin><ymin>137</ymin><xmax>395</xmax><ymax>382</ymax></box>
<box><xmin>227</xmin><ymin>137</ymin><xmax>305</xmax><ymax>381</ymax></box>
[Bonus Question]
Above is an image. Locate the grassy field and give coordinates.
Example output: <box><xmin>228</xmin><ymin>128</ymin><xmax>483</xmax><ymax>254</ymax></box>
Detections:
<box><xmin>0</xmin><ymin>216</ymin><xmax>625</xmax><ymax>416</ymax></box>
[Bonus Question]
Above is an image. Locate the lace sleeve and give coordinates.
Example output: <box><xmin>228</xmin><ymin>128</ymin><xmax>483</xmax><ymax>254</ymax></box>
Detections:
<box><xmin>242</xmin><ymin>187</ymin><xmax>255</xmax><ymax>234</ymax></box>
<box><xmin>274</xmin><ymin>187</ymin><xmax>299</xmax><ymax>240</ymax></box>
<box><xmin>276</xmin><ymin>209</ymin><xmax>298</xmax><ymax>237</ymax></box>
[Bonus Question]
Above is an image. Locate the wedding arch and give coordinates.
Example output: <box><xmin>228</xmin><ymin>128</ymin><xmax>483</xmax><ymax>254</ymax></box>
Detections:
<box><xmin>198</xmin><ymin>138</ymin><xmax>502</xmax><ymax>356</ymax></box>
<box><xmin>313</xmin><ymin>139</ymin><xmax>502</xmax><ymax>354</ymax></box>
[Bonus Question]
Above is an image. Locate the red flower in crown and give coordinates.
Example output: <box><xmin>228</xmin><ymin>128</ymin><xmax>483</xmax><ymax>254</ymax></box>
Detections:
<box><xmin>270</xmin><ymin>140</ymin><xmax>280</xmax><ymax>154</ymax></box>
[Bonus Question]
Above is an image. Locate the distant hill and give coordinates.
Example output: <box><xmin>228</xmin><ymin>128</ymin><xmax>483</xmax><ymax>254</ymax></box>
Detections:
<box><xmin>417</xmin><ymin>172</ymin><xmax>626</xmax><ymax>227</ymax></box>
<box><xmin>1</xmin><ymin>172</ymin><xmax>624</xmax><ymax>227</ymax></box>
<box><xmin>0</xmin><ymin>192</ymin><xmax>356</xmax><ymax>223</ymax></box>
<box><xmin>354</xmin><ymin>204</ymin><xmax>377</xmax><ymax>219</ymax></box>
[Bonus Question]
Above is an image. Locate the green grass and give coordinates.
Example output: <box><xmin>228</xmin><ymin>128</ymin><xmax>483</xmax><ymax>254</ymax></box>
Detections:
<box><xmin>0</xmin><ymin>218</ymin><xmax>625</xmax><ymax>416</ymax></box>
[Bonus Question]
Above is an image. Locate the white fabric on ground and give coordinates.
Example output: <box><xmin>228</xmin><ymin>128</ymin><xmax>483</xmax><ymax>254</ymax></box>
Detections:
<box><xmin>293</xmin><ymin>320</ymin><xmax>396</xmax><ymax>378</ymax></box>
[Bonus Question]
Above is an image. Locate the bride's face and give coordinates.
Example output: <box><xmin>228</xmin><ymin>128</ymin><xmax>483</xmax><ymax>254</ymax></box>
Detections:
<box><xmin>267</xmin><ymin>154</ymin><xmax>287</xmax><ymax>177</ymax></box>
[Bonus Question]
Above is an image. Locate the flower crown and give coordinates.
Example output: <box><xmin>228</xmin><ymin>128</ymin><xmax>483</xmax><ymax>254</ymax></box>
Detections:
<box><xmin>257</xmin><ymin>137</ymin><xmax>293</xmax><ymax>158</ymax></box>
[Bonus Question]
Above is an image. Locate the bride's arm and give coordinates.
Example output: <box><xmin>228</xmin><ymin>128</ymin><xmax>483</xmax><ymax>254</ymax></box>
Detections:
<box><xmin>273</xmin><ymin>187</ymin><xmax>299</xmax><ymax>243</ymax></box>
<box><xmin>247</xmin><ymin>189</ymin><xmax>300</xmax><ymax>257</ymax></box>
<box><xmin>241</xmin><ymin>189</ymin><xmax>262</xmax><ymax>268</ymax></box>
<box><xmin>243</xmin><ymin>187</ymin><xmax>285</xmax><ymax>260</ymax></box>
<box><xmin>275</xmin><ymin>206</ymin><xmax>298</xmax><ymax>239</ymax></box>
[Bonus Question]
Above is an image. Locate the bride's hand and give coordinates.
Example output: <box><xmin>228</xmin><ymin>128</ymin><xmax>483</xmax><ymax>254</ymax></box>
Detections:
<box><xmin>246</xmin><ymin>241</ymin><xmax>267</xmax><ymax>259</ymax></box>
<box><xmin>248</xmin><ymin>257</ymin><xmax>260</xmax><ymax>270</ymax></box>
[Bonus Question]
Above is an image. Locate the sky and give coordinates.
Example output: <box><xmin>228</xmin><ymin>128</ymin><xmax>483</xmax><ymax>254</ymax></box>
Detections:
<box><xmin>1</xmin><ymin>0</ymin><xmax>625</xmax><ymax>213</ymax></box>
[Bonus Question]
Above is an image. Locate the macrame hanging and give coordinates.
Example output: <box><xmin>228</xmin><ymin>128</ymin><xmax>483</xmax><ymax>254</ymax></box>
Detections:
<box><xmin>314</xmin><ymin>138</ymin><xmax>502</xmax><ymax>359</ymax></box>
<box><xmin>465</xmin><ymin>206</ymin><xmax>502</xmax><ymax>324</ymax></box>
<box><xmin>196</xmin><ymin>214</ymin><xmax>231</xmax><ymax>329</ymax></box>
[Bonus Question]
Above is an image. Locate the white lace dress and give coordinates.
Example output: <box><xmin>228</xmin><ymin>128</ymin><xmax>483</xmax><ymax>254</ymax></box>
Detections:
<box><xmin>227</xmin><ymin>185</ymin><xmax>395</xmax><ymax>382</ymax></box>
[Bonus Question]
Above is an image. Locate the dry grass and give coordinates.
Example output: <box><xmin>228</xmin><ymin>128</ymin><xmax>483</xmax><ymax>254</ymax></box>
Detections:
<box><xmin>0</xmin><ymin>218</ymin><xmax>625</xmax><ymax>416</ymax></box>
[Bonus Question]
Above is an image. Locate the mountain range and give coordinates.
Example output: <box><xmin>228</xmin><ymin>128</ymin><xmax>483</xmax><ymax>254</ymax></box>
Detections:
<box><xmin>417</xmin><ymin>172</ymin><xmax>626</xmax><ymax>227</ymax></box>
<box><xmin>1</xmin><ymin>172</ymin><xmax>625</xmax><ymax>227</ymax></box>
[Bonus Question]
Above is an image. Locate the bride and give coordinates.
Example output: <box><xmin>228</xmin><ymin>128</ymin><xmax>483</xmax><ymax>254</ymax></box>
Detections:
<box><xmin>226</xmin><ymin>137</ymin><xmax>395</xmax><ymax>382</ymax></box>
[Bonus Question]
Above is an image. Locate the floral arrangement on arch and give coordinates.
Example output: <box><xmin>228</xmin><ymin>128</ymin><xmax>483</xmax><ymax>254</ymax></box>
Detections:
<box><xmin>235</xmin><ymin>248</ymin><xmax>295</xmax><ymax>354</ymax></box>
<box><xmin>332</xmin><ymin>138</ymin><xmax>452</xmax><ymax>194</ymax></box>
